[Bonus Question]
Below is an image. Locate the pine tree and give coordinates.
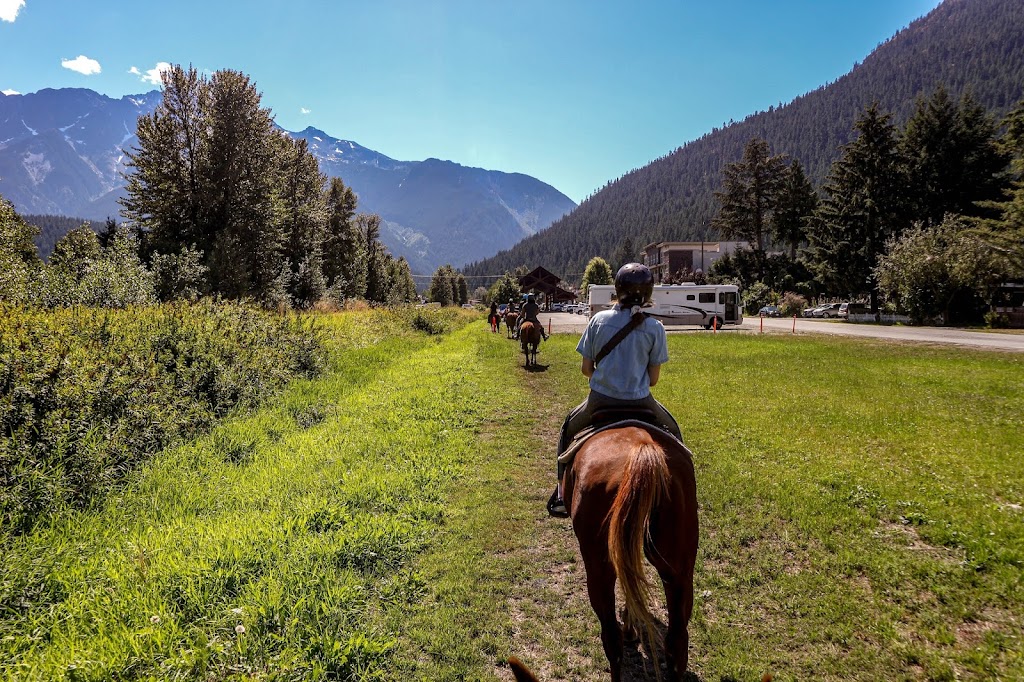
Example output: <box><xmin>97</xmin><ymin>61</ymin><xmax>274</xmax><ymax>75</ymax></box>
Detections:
<box><xmin>975</xmin><ymin>98</ymin><xmax>1024</xmax><ymax>277</ymax></box>
<box><xmin>428</xmin><ymin>265</ymin><xmax>455</xmax><ymax>305</ymax></box>
<box><xmin>278</xmin><ymin>136</ymin><xmax>328</xmax><ymax>307</ymax></box>
<box><xmin>323</xmin><ymin>177</ymin><xmax>361</xmax><ymax>296</ymax></box>
<box><xmin>772</xmin><ymin>160</ymin><xmax>818</xmax><ymax>259</ymax></box>
<box><xmin>902</xmin><ymin>86</ymin><xmax>1008</xmax><ymax>225</ymax></box>
<box><xmin>712</xmin><ymin>138</ymin><xmax>787</xmax><ymax>252</ymax></box>
<box><xmin>809</xmin><ymin>103</ymin><xmax>911</xmax><ymax>305</ymax></box>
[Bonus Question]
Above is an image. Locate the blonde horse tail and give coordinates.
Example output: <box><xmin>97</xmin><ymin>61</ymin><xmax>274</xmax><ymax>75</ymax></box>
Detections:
<box><xmin>607</xmin><ymin>438</ymin><xmax>670</xmax><ymax>657</ymax></box>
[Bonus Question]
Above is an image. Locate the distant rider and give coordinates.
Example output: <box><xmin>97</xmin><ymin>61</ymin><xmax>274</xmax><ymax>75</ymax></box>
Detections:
<box><xmin>547</xmin><ymin>263</ymin><xmax>682</xmax><ymax>517</ymax></box>
<box><xmin>517</xmin><ymin>293</ymin><xmax>548</xmax><ymax>340</ymax></box>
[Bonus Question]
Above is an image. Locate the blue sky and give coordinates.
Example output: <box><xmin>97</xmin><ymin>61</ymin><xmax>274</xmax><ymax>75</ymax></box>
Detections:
<box><xmin>1</xmin><ymin>0</ymin><xmax>942</xmax><ymax>203</ymax></box>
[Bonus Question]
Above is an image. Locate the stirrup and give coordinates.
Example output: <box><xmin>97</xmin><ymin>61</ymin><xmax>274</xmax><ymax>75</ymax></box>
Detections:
<box><xmin>546</xmin><ymin>489</ymin><xmax>568</xmax><ymax>518</ymax></box>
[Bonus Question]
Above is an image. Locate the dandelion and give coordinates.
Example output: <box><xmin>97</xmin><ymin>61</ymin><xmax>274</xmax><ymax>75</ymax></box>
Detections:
<box><xmin>150</xmin><ymin>615</ymin><xmax>161</xmax><ymax>624</ymax></box>
<box><xmin>235</xmin><ymin>624</ymin><xmax>245</xmax><ymax>634</ymax></box>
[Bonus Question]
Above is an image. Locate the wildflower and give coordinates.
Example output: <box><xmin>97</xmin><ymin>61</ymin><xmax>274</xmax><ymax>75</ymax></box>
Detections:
<box><xmin>235</xmin><ymin>624</ymin><xmax>245</xmax><ymax>634</ymax></box>
<box><xmin>150</xmin><ymin>615</ymin><xmax>161</xmax><ymax>624</ymax></box>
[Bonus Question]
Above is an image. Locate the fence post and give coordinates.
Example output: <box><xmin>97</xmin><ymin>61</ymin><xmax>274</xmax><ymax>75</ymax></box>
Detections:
<box><xmin>760</xmin><ymin>314</ymin><xmax>764</xmax><ymax>334</ymax></box>
<box><xmin>792</xmin><ymin>314</ymin><xmax>797</xmax><ymax>333</ymax></box>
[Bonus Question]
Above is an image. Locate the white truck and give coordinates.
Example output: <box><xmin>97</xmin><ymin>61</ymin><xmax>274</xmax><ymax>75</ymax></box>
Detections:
<box><xmin>588</xmin><ymin>283</ymin><xmax>743</xmax><ymax>329</ymax></box>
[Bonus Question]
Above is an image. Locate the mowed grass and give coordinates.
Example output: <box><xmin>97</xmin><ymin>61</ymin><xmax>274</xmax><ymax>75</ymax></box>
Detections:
<box><xmin>2</xmin><ymin>317</ymin><xmax>1022</xmax><ymax>681</ymax></box>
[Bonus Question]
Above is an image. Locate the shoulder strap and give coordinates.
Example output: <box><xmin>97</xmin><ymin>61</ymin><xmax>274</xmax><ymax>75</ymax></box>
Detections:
<box><xmin>594</xmin><ymin>312</ymin><xmax>647</xmax><ymax>367</ymax></box>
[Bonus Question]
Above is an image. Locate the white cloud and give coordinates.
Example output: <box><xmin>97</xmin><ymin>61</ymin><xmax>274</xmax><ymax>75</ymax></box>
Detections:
<box><xmin>129</xmin><ymin>62</ymin><xmax>171</xmax><ymax>86</ymax></box>
<box><xmin>301</xmin><ymin>107</ymin><xmax>311</xmax><ymax>115</ymax></box>
<box><xmin>0</xmin><ymin>0</ymin><xmax>25</xmax><ymax>23</ymax></box>
<box><xmin>2</xmin><ymin>88</ymin><xmax>20</xmax><ymax>95</ymax></box>
<box><xmin>62</xmin><ymin>55</ymin><xmax>102</xmax><ymax>76</ymax></box>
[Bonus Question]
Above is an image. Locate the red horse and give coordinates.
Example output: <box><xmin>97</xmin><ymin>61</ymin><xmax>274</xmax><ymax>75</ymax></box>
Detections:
<box><xmin>519</xmin><ymin>320</ymin><xmax>541</xmax><ymax>367</ymax></box>
<box><xmin>563</xmin><ymin>424</ymin><xmax>698</xmax><ymax>681</ymax></box>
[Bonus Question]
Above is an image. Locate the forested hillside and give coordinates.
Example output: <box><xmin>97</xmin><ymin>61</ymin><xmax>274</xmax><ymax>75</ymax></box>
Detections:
<box><xmin>465</xmin><ymin>0</ymin><xmax>1024</xmax><ymax>282</ymax></box>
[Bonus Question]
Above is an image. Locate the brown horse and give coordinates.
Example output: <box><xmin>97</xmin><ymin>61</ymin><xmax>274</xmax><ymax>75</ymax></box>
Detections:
<box><xmin>519</xmin><ymin>320</ymin><xmax>541</xmax><ymax>367</ymax></box>
<box><xmin>505</xmin><ymin>311</ymin><xmax>519</xmax><ymax>339</ymax></box>
<box><xmin>563</xmin><ymin>424</ymin><xmax>698</xmax><ymax>681</ymax></box>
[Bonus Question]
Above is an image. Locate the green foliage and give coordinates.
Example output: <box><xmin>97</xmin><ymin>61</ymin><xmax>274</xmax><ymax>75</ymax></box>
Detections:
<box><xmin>901</xmin><ymin>87</ymin><xmax>1008</xmax><ymax>225</ymax></box>
<box><xmin>427</xmin><ymin>264</ymin><xmax>466</xmax><ymax>306</ymax></box>
<box><xmin>0</xmin><ymin>199</ymin><xmax>41</xmax><ymax>305</ymax></box>
<box><xmin>151</xmin><ymin>245</ymin><xmax>208</xmax><ymax>302</ymax></box>
<box><xmin>488</xmin><ymin>272</ymin><xmax>521</xmax><ymax>306</ymax></box>
<box><xmin>778</xmin><ymin>290</ymin><xmax>809</xmax><ymax>317</ymax></box>
<box><xmin>809</xmin><ymin>103</ymin><xmax>911</xmax><ymax>302</ymax></box>
<box><xmin>772</xmin><ymin>159</ymin><xmax>818</xmax><ymax>258</ymax></box>
<box><xmin>713</xmin><ymin>138</ymin><xmax>786</xmax><ymax>251</ymax></box>
<box><xmin>579</xmin><ymin>256</ymin><xmax>613</xmax><ymax>299</ymax></box>
<box><xmin>0</xmin><ymin>302</ymin><xmax>326</xmax><ymax>535</ymax></box>
<box><xmin>742</xmin><ymin>281</ymin><xmax>773</xmax><ymax>315</ymax></box>
<box><xmin>875</xmin><ymin>215</ymin><xmax>1011</xmax><ymax>324</ymax></box>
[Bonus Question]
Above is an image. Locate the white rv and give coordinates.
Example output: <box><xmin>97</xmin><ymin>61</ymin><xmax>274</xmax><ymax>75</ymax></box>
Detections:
<box><xmin>588</xmin><ymin>283</ymin><xmax>743</xmax><ymax>329</ymax></box>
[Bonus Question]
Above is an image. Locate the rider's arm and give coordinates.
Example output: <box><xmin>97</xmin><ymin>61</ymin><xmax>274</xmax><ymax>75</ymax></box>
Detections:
<box><xmin>647</xmin><ymin>363</ymin><xmax>661</xmax><ymax>386</ymax></box>
<box><xmin>581</xmin><ymin>357</ymin><xmax>595</xmax><ymax>378</ymax></box>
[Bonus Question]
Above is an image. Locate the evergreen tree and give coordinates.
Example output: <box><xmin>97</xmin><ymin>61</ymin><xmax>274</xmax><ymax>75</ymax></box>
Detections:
<box><xmin>387</xmin><ymin>257</ymin><xmax>417</xmax><ymax>304</ymax></box>
<box><xmin>278</xmin><ymin>136</ymin><xmax>328</xmax><ymax>307</ymax></box>
<box><xmin>428</xmin><ymin>265</ymin><xmax>456</xmax><ymax>305</ymax></box>
<box><xmin>323</xmin><ymin>177</ymin><xmax>362</xmax><ymax>296</ymax></box>
<box><xmin>122</xmin><ymin>65</ymin><xmax>210</xmax><ymax>257</ymax></box>
<box><xmin>772</xmin><ymin>160</ymin><xmax>818</xmax><ymax>259</ymax></box>
<box><xmin>975</xmin><ymin>98</ymin><xmax>1024</xmax><ymax>277</ymax></box>
<box><xmin>809</xmin><ymin>103</ymin><xmax>911</xmax><ymax>305</ymax></box>
<box><xmin>902</xmin><ymin>86</ymin><xmax>1008</xmax><ymax>225</ymax></box>
<box><xmin>613</xmin><ymin>237</ymin><xmax>637</xmax><ymax>270</ymax></box>
<box><xmin>712</xmin><ymin>138</ymin><xmax>787</xmax><ymax>252</ymax></box>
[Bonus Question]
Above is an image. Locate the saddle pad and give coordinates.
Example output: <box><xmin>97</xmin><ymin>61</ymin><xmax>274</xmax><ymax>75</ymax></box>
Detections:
<box><xmin>556</xmin><ymin>419</ymin><xmax>684</xmax><ymax>467</ymax></box>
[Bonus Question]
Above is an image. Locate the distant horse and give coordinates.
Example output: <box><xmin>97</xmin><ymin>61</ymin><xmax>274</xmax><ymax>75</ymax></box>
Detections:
<box><xmin>505</xmin><ymin>311</ymin><xmax>519</xmax><ymax>339</ymax></box>
<box><xmin>519</xmin><ymin>320</ymin><xmax>541</xmax><ymax>367</ymax></box>
<box><xmin>563</xmin><ymin>423</ymin><xmax>698</xmax><ymax>681</ymax></box>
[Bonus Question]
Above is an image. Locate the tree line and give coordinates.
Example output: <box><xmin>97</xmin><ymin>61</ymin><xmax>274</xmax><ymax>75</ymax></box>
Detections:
<box><xmin>708</xmin><ymin>87</ymin><xmax>1024</xmax><ymax>325</ymax></box>
<box><xmin>0</xmin><ymin>64</ymin><xmax>418</xmax><ymax>310</ymax></box>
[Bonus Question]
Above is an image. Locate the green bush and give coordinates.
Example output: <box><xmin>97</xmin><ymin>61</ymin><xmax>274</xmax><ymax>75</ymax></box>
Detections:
<box><xmin>0</xmin><ymin>302</ymin><xmax>326</xmax><ymax>536</ymax></box>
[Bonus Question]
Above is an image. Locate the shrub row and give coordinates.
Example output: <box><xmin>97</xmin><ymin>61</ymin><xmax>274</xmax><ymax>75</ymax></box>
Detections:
<box><xmin>0</xmin><ymin>301</ymin><xmax>326</xmax><ymax>536</ymax></box>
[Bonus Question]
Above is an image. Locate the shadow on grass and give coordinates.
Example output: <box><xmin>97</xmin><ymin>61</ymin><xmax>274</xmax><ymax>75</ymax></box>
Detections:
<box><xmin>522</xmin><ymin>363</ymin><xmax>550</xmax><ymax>373</ymax></box>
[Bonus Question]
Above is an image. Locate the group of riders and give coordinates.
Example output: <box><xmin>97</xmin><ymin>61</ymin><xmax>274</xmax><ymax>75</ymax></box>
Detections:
<box><xmin>487</xmin><ymin>263</ymin><xmax>683</xmax><ymax>518</ymax></box>
<box><xmin>488</xmin><ymin>294</ymin><xmax>548</xmax><ymax>340</ymax></box>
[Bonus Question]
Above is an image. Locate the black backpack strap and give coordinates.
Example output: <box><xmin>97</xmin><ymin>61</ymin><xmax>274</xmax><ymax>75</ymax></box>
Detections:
<box><xmin>594</xmin><ymin>312</ymin><xmax>647</xmax><ymax>367</ymax></box>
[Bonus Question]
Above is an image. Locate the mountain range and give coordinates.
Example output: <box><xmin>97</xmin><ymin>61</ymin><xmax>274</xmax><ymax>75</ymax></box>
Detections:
<box><xmin>465</xmin><ymin>0</ymin><xmax>1024</xmax><ymax>282</ymax></box>
<box><xmin>0</xmin><ymin>90</ymin><xmax>575</xmax><ymax>272</ymax></box>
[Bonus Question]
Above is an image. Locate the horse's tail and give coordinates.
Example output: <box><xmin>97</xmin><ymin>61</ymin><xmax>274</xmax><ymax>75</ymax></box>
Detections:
<box><xmin>507</xmin><ymin>656</ymin><xmax>541</xmax><ymax>682</ymax></box>
<box><xmin>608</xmin><ymin>438</ymin><xmax>670</xmax><ymax>652</ymax></box>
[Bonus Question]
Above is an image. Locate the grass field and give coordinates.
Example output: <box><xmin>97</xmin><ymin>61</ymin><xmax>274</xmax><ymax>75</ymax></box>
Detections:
<box><xmin>1</xmin><ymin>314</ymin><xmax>1021</xmax><ymax>681</ymax></box>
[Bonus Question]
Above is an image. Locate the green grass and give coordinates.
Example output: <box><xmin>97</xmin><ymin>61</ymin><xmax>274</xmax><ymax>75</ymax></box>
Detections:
<box><xmin>1</xmin><ymin>319</ymin><xmax>1021</xmax><ymax>681</ymax></box>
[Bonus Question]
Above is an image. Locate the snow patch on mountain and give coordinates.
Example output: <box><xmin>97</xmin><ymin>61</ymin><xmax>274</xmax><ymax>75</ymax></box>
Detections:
<box><xmin>22</xmin><ymin>152</ymin><xmax>51</xmax><ymax>185</ymax></box>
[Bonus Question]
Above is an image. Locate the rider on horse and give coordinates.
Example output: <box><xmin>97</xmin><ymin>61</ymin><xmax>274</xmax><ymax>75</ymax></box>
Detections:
<box><xmin>517</xmin><ymin>293</ymin><xmax>548</xmax><ymax>340</ymax></box>
<box><xmin>548</xmin><ymin>262</ymin><xmax>682</xmax><ymax>517</ymax></box>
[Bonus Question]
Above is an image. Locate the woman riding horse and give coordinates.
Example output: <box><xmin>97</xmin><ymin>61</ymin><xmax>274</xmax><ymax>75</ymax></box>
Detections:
<box><xmin>548</xmin><ymin>263</ymin><xmax>681</xmax><ymax>515</ymax></box>
<box><xmin>548</xmin><ymin>262</ymin><xmax>695</xmax><ymax>680</ymax></box>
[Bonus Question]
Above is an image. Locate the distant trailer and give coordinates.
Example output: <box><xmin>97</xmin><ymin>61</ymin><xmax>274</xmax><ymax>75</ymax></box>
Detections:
<box><xmin>588</xmin><ymin>283</ymin><xmax>743</xmax><ymax>329</ymax></box>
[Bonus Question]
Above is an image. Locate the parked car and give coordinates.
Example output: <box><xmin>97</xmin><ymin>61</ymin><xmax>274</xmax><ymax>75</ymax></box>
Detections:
<box><xmin>839</xmin><ymin>302</ymin><xmax>870</xmax><ymax>319</ymax></box>
<box><xmin>802</xmin><ymin>306</ymin><xmax>818</xmax><ymax>317</ymax></box>
<box><xmin>815</xmin><ymin>303</ymin><xmax>843</xmax><ymax>318</ymax></box>
<box><xmin>758</xmin><ymin>305</ymin><xmax>781</xmax><ymax>317</ymax></box>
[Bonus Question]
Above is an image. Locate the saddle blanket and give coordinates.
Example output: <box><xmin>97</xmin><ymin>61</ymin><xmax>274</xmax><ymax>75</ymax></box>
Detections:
<box><xmin>556</xmin><ymin>419</ymin><xmax>684</xmax><ymax>468</ymax></box>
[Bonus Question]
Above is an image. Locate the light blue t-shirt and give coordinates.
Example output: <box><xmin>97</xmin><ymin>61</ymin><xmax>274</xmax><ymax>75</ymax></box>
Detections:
<box><xmin>576</xmin><ymin>306</ymin><xmax>669</xmax><ymax>401</ymax></box>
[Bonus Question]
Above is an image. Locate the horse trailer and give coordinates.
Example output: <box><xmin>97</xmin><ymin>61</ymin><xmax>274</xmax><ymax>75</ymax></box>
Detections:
<box><xmin>588</xmin><ymin>283</ymin><xmax>743</xmax><ymax>329</ymax></box>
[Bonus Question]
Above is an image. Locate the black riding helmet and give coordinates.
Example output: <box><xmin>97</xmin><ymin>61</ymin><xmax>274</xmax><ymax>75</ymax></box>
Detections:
<box><xmin>614</xmin><ymin>263</ymin><xmax>654</xmax><ymax>308</ymax></box>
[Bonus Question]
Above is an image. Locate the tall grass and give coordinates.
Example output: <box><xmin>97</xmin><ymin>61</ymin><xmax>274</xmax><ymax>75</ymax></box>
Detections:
<box><xmin>0</xmin><ymin>301</ymin><xmax>325</xmax><ymax>536</ymax></box>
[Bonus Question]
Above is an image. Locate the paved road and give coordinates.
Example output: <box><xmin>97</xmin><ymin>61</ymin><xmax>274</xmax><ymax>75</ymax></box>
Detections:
<box><xmin>536</xmin><ymin>312</ymin><xmax>1024</xmax><ymax>352</ymax></box>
